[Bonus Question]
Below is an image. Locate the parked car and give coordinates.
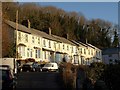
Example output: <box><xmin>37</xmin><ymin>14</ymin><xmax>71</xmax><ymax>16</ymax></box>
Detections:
<box><xmin>35</xmin><ymin>64</ymin><xmax>42</xmax><ymax>72</ymax></box>
<box><xmin>0</xmin><ymin>65</ymin><xmax>17</xmax><ymax>90</ymax></box>
<box><xmin>35</xmin><ymin>63</ymin><xmax>44</xmax><ymax>72</ymax></box>
<box><xmin>21</xmin><ymin>62</ymin><xmax>38</xmax><ymax>72</ymax></box>
<box><xmin>42</xmin><ymin>62</ymin><xmax>59</xmax><ymax>72</ymax></box>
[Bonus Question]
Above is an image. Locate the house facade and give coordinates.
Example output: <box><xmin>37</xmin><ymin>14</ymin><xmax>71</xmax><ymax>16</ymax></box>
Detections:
<box><xmin>2</xmin><ymin>20</ymin><xmax>102</xmax><ymax>65</ymax></box>
<box><xmin>71</xmin><ymin>40</ymin><xmax>102</xmax><ymax>65</ymax></box>
<box><xmin>102</xmin><ymin>47</ymin><xmax>120</xmax><ymax>64</ymax></box>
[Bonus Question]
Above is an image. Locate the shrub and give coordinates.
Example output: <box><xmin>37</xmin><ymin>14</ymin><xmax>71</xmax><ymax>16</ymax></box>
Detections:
<box><xmin>103</xmin><ymin>64</ymin><xmax>120</xmax><ymax>90</ymax></box>
<box><xmin>59</xmin><ymin>62</ymin><xmax>77</xmax><ymax>90</ymax></box>
<box><xmin>88</xmin><ymin>62</ymin><xmax>105</xmax><ymax>81</ymax></box>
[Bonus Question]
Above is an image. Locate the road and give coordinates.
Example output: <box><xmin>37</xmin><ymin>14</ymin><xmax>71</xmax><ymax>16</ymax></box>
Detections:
<box><xmin>16</xmin><ymin>72</ymin><xmax>66</xmax><ymax>90</ymax></box>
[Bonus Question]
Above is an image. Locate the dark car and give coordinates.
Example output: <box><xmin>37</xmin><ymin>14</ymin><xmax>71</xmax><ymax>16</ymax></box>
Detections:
<box><xmin>0</xmin><ymin>65</ymin><xmax>17</xmax><ymax>90</ymax></box>
<box><xmin>22</xmin><ymin>62</ymin><xmax>38</xmax><ymax>72</ymax></box>
<box><xmin>35</xmin><ymin>64</ymin><xmax>45</xmax><ymax>72</ymax></box>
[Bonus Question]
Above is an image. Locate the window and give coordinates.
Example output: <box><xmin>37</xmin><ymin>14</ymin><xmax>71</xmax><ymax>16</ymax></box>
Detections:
<box><xmin>32</xmin><ymin>36</ymin><xmax>34</xmax><ymax>43</ymax></box>
<box><xmin>88</xmin><ymin>50</ymin><xmax>90</xmax><ymax>55</ymax></box>
<box><xmin>44</xmin><ymin>51</ymin><xmax>47</xmax><ymax>59</ymax></box>
<box><xmin>54</xmin><ymin>42</ymin><xmax>56</xmax><ymax>49</ymax></box>
<box><xmin>43</xmin><ymin>39</ymin><xmax>46</xmax><ymax>47</ymax></box>
<box><xmin>25</xmin><ymin>34</ymin><xmax>28</xmax><ymax>42</ymax></box>
<box><xmin>27</xmin><ymin>48</ymin><xmax>32</xmax><ymax>57</ymax></box>
<box><xmin>49</xmin><ymin>41</ymin><xmax>51</xmax><ymax>48</ymax></box>
<box><xmin>18</xmin><ymin>46</ymin><xmax>25</xmax><ymax>57</ymax></box>
<box><xmin>18</xmin><ymin>32</ymin><xmax>21</xmax><ymax>41</ymax></box>
<box><xmin>99</xmin><ymin>51</ymin><xmax>101</xmax><ymax>56</ymax></box>
<box><xmin>67</xmin><ymin>46</ymin><xmax>69</xmax><ymax>50</ymax></box>
<box><xmin>80</xmin><ymin>48</ymin><xmax>82</xmax><ymax>54</ymax></box>
<box><xmin>75</xmin><ymin>48</ymin><xmax>77</xmax><ymax>53</ymax></box>
<box><xmin>30</xmin><ymin>49</ymin><xmax>32</xmax><ymax>57</ymax></box>
<box><xmin>91</xmin><ymin>50</ymin><xmax>93</xmax><ymax>55</ymax></box>
<box><xmin>27</xmin><ymin>48</ymin><xmax>30</xmax><ymax>57</ymax></box>
<box><xmin>38</xmin><ymin>37</ymin><xmax>40</xmax><ymax>44</ymax></box>
<box><xmin>96</xmin><ymin>51</ymin><xmax>98</xmax><ymax>56</ymax></box>
<box><xmin>71</xmin><ymin>47</ymin><xmax>73</xmax><ymax>53</ymax></box>
<box><xmin>84</xmin><ymin>49</ymin><xmax>86</xmax><ymax>54</ymax></box>
<box><xmin>59</xmin><ymin>44</ymin><xmax>60</xmax><ymax>49</ymax></box>
<box><xmin>35</xmin><ymin>49</ymin><xmax>40</xmax><ymax>58</ymax></box>
<box><xmin>63</xmin><ymin>44</ymin><xmax>64</xmax><ymax>50</ymax></box>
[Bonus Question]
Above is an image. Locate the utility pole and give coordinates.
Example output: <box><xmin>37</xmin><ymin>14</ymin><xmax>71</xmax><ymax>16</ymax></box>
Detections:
<box><xmin>12</xmin><ymin>10</ymin><xmax>18</xmax><ymax>74</ymax></box>
<box><xmin>16</xmin><ymin>10</ymin><xmax>18</xmax><ymax>59</ymax></box>
<box><xmin>14</xmin><ymin>10</ymin><xmax>18</xmax><ymax>74</ymax></box>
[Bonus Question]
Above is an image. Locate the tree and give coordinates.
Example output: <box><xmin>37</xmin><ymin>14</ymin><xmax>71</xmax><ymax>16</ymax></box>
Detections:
<box><xmin>3</xmin><ymin>2</ymin><xmax>114</xmax><ymax>49</ymax></box>
<box><xmin>112</xmin><ymin>30</ymin><xmax>119</xmax><ymax>47</ymax></box>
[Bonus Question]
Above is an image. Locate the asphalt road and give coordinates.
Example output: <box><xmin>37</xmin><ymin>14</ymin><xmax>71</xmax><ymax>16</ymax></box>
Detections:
<box><xmin>16</xmin><ymin>72</ymin><xmax>66</xmax><ymax>90</ymax></box>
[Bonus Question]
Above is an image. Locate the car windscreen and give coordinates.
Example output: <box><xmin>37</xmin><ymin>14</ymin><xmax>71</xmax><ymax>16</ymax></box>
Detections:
<box><xmin>44</xmin><ymin>64</ymin><xmax>52</xmax><ymax>67</ymax></box>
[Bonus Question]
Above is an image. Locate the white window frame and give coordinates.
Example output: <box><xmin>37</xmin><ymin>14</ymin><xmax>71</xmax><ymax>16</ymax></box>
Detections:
<box><xmin>49</xmin><ymin>41</ymin><xmax>51</xmax><ymax>48</ymax></box>
<box><xmin>32</xmin><ymin>36</ymin><xmax>35</xmax><ymax>43</ymax></box>
<box><xmin>18</xmin><ymin>32</ymin><xmax>21</xmax><ymax>41</ymax></box>
<box><xmin>43</xmin><ymin>39</ymin><xmax>46</xmax><ymax>47</ymax></box>
<box><xmin>18</xmin><ymin>46</ymin><xmax>25</xmax><ymax>57</ymax></box>
<box><xmin>25</xmin><ymin>34</ymin><xmax>28</xmax><ymax>42</ymax></box>
<box><xmin>35</xmin><ymin>49</ymin><xmax>41</xmax><ymax>58</ymax></box>
<box><xmin>38</xmin><ymin>37</ymin><xmax>40</xmax><ymax>44</ymax></box>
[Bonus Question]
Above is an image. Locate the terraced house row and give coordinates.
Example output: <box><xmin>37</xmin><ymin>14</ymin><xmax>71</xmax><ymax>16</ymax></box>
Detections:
<box><xmin>2</xmin><ymin>20</ymin><xmax>102</xmax><ymax>65</ymax></box>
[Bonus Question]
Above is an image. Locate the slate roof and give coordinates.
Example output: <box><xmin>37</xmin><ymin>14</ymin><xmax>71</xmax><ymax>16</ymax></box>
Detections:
<box><xmin>52</xmin><ymin>35</ymin><xmax>76</xmax><ymax>46</ymax></box>
<box><xmin>5</xmin><ymin>20</ymin><xmax>30</xmax><ymax>34</ymax></box>
<box><xmin>4</xmin><ymin>20</ymin><xmax>75</xmax><ymax>44</ymax></box>
<box><xmin>70</xmin><ymin>40</ymin><xmax>101</xmax><ymax>50</ymax></box>
<box><xmin>5</xmin><ymin>20</ymin><xmax>62</xmax><ymax>42</ymax></box>
<box><xmin>102</xmin><ymin>47</ymin><xmax>120</xmax><ymax>55</ymax></box>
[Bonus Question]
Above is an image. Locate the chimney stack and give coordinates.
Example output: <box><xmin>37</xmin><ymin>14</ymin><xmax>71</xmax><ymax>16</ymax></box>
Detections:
<box><xmin>49</xmin><ymin>27</ymin><xmax>51</xmax><ymax>35</ymax></box>
<box><xmin>67</xmin><ymin>33</ymin><xmax>69</xmax><ymax>39</ymax></box>
<box><xmin>28</xmin><ymin>19</ymin><xmax>30</xmax><ymax>29</ymax></box>
<box><xmin>86</xmin><ymin>38</ymin><xmax>88</xmax><ymax>44</ymax></box>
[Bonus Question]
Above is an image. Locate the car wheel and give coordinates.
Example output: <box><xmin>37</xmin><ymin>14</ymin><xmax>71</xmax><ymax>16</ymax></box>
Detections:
<box><xmin>33</xmin><ymin>68</ymin><xmax>35</xmax><ymax>72</ymax></box>
<box><xmin>56</xmin><ymin>69</ymin><xmax>59</xmax><ymax>72</ymax></box>
<box><xmin>40</xmin><ymin>69</ymin><xmax>42</xmax><ymax>72</ymax></box>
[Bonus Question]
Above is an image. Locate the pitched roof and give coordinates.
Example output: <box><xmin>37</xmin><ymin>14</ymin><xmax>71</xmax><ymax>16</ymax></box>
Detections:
<box><xmin>5</xmin><ymin>20</ymin><xmax>30</xmax><ymax>34</ymax></box>
<box><xmin>102</xmin><ymin>47</ymin><xmax>120</xmax><ymax>55</ymax></box>
<box><xmin>5</xmin><ymin>20</ymin><xmax>61</xmax><ymax>42</ymax></box>
<box><xmin>30</xmin><ymin>28</ymin><xmax>61</xmax><ymax>42</ymax></box>
<box><xmin>52</xmin><ymin>35</ymin><xmax>76</xmax><ymax>46</ymax></box>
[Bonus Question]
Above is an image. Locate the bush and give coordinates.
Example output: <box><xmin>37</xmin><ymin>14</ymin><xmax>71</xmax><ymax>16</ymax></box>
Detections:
<box><xmin>59</xmin><ymin>62</ymin><xmax>120</xmax><ymax>90</ymax></box>
<box><xmin>103</xmin><ymin>64</ymin><xmax>120</xmax><ymax>90</ymax></box>
<box><xmin>88</xmin><ymin>62</ymin><xmax>105</xmax><ymax>82</ymax></box>
<box><xmin>59</xmin><ymin>62</ymin><xmax>77</xmax><ymax>90</ymax></box>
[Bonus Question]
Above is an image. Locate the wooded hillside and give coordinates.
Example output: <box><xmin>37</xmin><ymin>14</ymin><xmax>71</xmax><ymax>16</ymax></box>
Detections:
<box><xmin>2</xmin><ymin>2</ymin><xmax>118</xmax><ymax>49</ymax></box>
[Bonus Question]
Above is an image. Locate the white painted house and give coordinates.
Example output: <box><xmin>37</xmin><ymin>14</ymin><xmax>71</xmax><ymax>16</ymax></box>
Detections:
<box><xmin>102</xmin><ymin>47</ymin><xmax>120</xmax><ymax>64</ymax></box>
<box><xmin>71</xmin><ymin>40</ymin><xmax>102</xmax><ymax>65</ymax></box>
<box><xmin>2</xmin><ymin>20</ymin><xmax>102</xmax><ymax>65</ymax></box>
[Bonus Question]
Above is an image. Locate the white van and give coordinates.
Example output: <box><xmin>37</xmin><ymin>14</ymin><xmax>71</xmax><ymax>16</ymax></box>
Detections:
<box><xmin>42</xmin><ymin>62</ymin><xmax>59</xmax><ymax>72</ymax></box>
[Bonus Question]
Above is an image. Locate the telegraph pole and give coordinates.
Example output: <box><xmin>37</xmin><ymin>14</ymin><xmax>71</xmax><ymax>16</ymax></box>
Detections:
<box><xmin>16</xmin><ymin>10</ymin><xmax>18</xmax><ymax>59</ymax></box>
<box><xmin>14</xmin><ymin>10</ymin><xmax>18</xmax><ymax>74</ymax></box>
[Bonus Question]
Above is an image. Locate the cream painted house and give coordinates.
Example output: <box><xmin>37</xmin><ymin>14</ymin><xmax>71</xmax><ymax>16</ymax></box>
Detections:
<box><xmin>52</xmin><ymin>35</ymin><xmax>77</xmax><ymax>63</ymax></box>
<box><xmin>71</xmin><ymin>40</ymin><xmax>102</xmax><ymax>65</ymax></box>
<box><xmin>3</xmin><ymin>20</ymin><xmax>102</xmax><ymax>65</ymax></box>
